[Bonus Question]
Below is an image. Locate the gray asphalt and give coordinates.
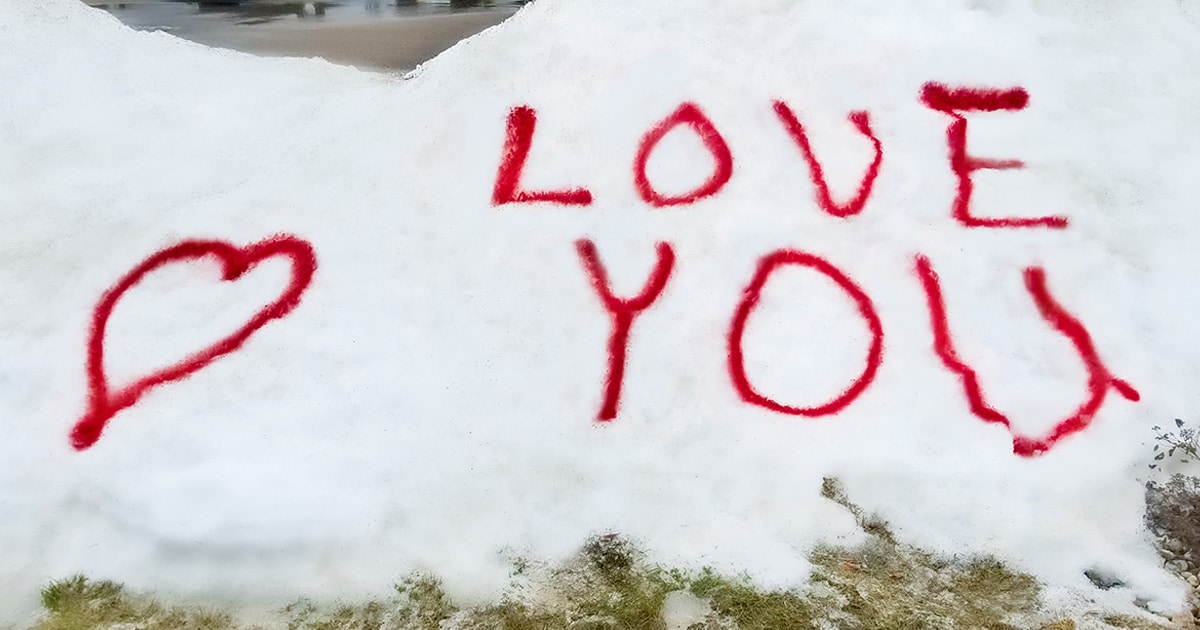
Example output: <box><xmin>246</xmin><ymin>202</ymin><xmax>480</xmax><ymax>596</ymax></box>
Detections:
<box><xmin>87</xmin><ymin>1</ymin><xmax>521</xmax><ymax>72</ymax></box>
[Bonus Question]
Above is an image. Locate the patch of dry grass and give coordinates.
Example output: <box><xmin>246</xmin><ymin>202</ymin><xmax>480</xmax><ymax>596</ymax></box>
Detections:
<box><xmin>22</xmin><ymin>478</ymin><xmax>1181</xmax><ymax>630</ymax></box>
<box><xmin>34</xmin><ymin>575</ymin><xmax>234</xmax><ymax>630</ymax></box>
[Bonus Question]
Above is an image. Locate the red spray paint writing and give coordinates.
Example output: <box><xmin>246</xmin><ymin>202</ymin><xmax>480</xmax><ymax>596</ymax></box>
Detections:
<box><xmin>493</xmin><ymin>82</ymin><xmax>1139</xmax><ymax>457</ymax></box>
<box><xmin>70</xmin><ymin>83</ymin><xmax>1138</xmax><ymax>456</ymax></box>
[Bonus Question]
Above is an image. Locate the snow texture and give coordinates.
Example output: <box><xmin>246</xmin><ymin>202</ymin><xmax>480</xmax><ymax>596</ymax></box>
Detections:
<box><xmin>3</xmin><ymin>0</ymin><xmax>1200</xmax><ymax>621</ymax></box>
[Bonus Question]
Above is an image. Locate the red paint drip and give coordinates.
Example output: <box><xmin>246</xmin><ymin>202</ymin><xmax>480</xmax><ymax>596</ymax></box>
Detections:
<box><xmin>914</xmin><ymin>255</ymin><xmax>1139</xmax><ymax>457</ymax></box>
<box><xmin>71</xmin><ymin>236</ymin><xmax>318</xmax><ymax>451</ymax></box>
<box><xmin>772</xmin><ymin>101</ymin><xmax>883</xmax><ymax>218</ymax></box>
<box><xmin>728</xmin><ymin>250</ymin><xmax>884</xmax><ymax>416</ymax></box>
<box><xmin>920</xmin><ymin>82</ymin><xmax>1068</xmax><ymax>229</ymax></box>
<box><xmin>633</xmin><ymin>102</ymin><xmax>734</xmax><ymax>207</ymax></box>
<box><xmin>576</xmin><ymin>239</ymin><xmax>675</xmax><ymax>421</ymax></box>
<box><xmin>492</xmin><ymin>105</ymin><xmax>594</xmax><ymax>206</ymax></box>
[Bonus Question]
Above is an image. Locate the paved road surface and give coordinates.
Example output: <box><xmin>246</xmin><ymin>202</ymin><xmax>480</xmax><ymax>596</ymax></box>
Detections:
<box><xmin>88</xmin><ymin>1</ymin><xmax>520</xmax><ymax>72</ymax></box>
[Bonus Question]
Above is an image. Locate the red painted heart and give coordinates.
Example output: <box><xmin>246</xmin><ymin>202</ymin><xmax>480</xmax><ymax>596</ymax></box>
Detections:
<box><xmin>70</xmin><ymin>236</ymin><xmax>317</xmax><ymax>451</ymax></box>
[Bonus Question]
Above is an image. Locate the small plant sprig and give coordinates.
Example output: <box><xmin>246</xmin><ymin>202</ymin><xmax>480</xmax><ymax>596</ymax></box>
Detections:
<box><xmin>1150</xmin><ymin>418</ymin><xmax>1200</xmax><ymax>469</ymax></box>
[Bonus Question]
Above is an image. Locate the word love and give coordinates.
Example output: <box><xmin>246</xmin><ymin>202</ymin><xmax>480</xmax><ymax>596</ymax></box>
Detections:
<box><xmin>70</xmin><ymin>237</ymin><xmax>317</xmax><ymax>451</ymax></box>
<box><xmin>493</xmin><ymin>82</ymin><xmax>1068</xmax><ymax>228</ymax></box>
<box><xmin>574</xmin><ymin>241</ymin><xmax>1139</xmax><ymax>458</ymax></box>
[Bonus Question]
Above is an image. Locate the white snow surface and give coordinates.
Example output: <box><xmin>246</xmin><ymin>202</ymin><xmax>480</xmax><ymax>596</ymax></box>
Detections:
<box><xmin>4</xmin><ymin>0</ymin><xmax>1200</xmax><ymax>621</ymax></box>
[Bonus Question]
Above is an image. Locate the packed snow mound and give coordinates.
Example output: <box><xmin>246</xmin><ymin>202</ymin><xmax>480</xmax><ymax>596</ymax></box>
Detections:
<box><xmin>4</xmin><ymin>0</ymin><xmax>1200</xmax><ymax>621</ymax></box>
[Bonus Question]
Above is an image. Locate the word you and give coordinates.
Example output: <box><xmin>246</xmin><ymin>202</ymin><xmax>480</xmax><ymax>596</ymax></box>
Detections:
<box><xmin>495</xmin><ymin>82</ymin><xmax>1137</xmax><ymax>457</ymax></box>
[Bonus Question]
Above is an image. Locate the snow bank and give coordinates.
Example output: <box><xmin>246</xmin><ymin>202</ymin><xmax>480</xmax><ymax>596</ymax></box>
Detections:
<box><xmin>4</xmin><ymin>0</ymin><xmax>1200</xmax><ymax>621</ymax></box>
